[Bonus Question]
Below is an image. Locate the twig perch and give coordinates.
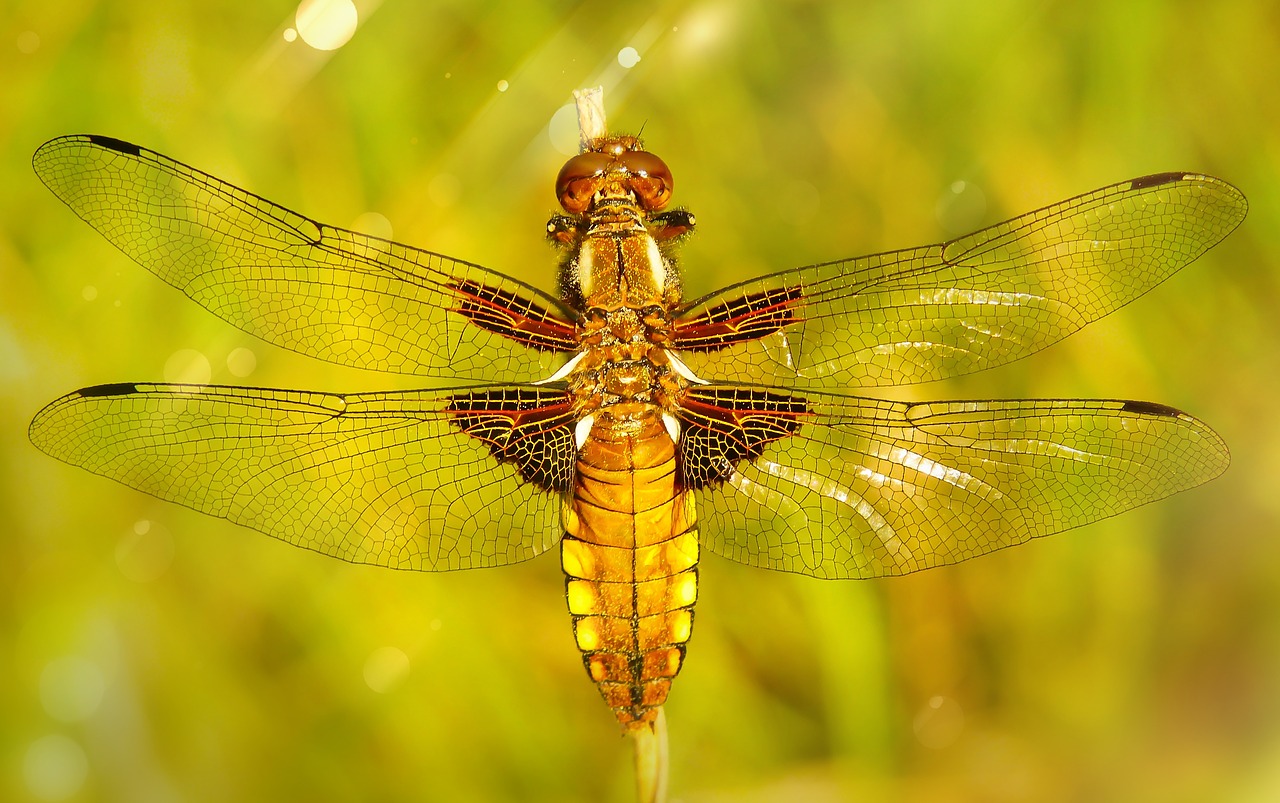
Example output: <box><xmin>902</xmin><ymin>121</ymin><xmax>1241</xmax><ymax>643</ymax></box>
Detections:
<box><xmin>574</xmin><ymin>86</ymin><xmax>607</xmax><ymax>151</ymax></box>
<box><xmin>630</xmin><ymin>708</ymin><xmax>670</xmax><ymax>803</ymax></box>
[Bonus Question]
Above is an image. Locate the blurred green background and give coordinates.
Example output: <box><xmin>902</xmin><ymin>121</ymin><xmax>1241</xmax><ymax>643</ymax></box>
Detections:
<box><xmin>2</xmin><ymin>1</ymin><xmax>1278</xmax><ymax>801</ymax></box>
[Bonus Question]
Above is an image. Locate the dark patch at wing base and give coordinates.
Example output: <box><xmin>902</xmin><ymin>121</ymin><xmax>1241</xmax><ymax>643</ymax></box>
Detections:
<box><xmin>673</xmin><ymin>285</ymin><xmax>802</xmax><ymax>351</ymax></box>
<box><xmin>449</xmin><ymin>278</ymin><xmax>578</xmax><ymax>352</ymax></box>
<box><xmin>676</xmin><ymin>387</ymin><xmax>810</xmax><ymax>489</ymax></box>
<box><xmin>445</xmin><ymin>388</ymin><xmax>577</xmax><ymax>493</ymax></box>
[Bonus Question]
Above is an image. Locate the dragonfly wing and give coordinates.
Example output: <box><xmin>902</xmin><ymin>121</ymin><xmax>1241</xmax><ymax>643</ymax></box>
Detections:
<box><xmin>684</xmin><ymin>387</ymin><xmax>1229</xmax><ymax>578</ymax></box>
<box><xmin>29</xmin><ymin>382</ymin><xmax>576</xmax><ymax>570</ymax></box>
<box><xmin>674</xmin><ymin>173</ymin><xmax>1246</xmax><ymax>388</ymax></box>
<box><xmin>33</xmin><ymin>135</ymin><xmax>577</xmax><ymax>383</ymax></box>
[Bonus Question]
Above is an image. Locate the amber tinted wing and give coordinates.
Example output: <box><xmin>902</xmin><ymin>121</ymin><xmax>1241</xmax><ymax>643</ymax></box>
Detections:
<box><xmin>28</xmin><ymin>382</ymin><xmax>575</xmax><ymax>570</ymax></box>
<box><xmin>32</xmin><ymin>135</ymin><xmax>577</xmax><ymax>383</ymax></box>
<box><xmin>688</xmin><ymin>388</ymin><xmax>1228</xmax><ymax>579</ymax></box>
<box><xmin>674</xmin><ymin>173</ymin><xmax>1246</xmax><ymax>388</ymax></box>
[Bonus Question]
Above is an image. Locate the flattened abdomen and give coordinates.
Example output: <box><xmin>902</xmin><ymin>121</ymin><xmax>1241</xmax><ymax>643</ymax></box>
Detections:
<box><xmin>562</xmin><ymin>413</ymin><xmax>698</xmax><ymax>729</ymax></box>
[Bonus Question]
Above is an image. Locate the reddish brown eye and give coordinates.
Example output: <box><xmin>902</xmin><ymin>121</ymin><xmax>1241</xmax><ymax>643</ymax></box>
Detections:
<box><xmin>555</xmin><ymin>151</ymin><xmax>612</xmax><ymax>212</ymax></box>
<box><xmin>621</xmin><ymin>150</ymin><xmax>673</xmax><ymax>210</ymax></box>
<box><xmin>559</xmin><ymin>178</ymin><xmax>600</xmax><ymax>213</ymax></box>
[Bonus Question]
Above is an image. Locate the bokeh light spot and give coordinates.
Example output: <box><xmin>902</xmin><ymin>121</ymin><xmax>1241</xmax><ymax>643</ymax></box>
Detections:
<box><xmin>548</xmin><ymin>104</ymin><xmax>580</xmax><ymax>156</ymax></box>
<box><xmin>23</xmin><ymin>735</ymin><xmax>88</xmax><ymax>801</ymax></box>
<box><xmin>283</xmin><ymin>28</ymin><xmax>298</xmax><ymax>43</ymax></box>
<box><xmin>936</xmin><ymin>179</ymin><xmax>987</xmax><ymax>236</ymax></box>
<box><xmin>226</xmin><ymin>347</ymin><xmax>257</xmax><ymax>378</ymax></box>
<box><xmin>163</xmin><ymin>349</ymin><xmax>211</xmax><ymax>384</ymax></box>
<box><xmin>913</xmin><ymin>695</ymin><xmax>964</xmax><ymax>749</ymax></box>
<box><xmin>294</xmin><ymin>0</ymin><xmax>358</xmax><ymax>51</ymax></box>
<box><xmin>618</xmin><ymin>47</ymin><xmax>641</xmax><ymax>68</ymax></box>
<box><xmin>117</xmin><ymin>519</ymin><xmax>175</xmax><ymax>582</ymax></box>
<box><xmin>352</xmin><ymin>211</ymin><xmax>393</xmax><ymax>241</ymax></box>
<box><xmin>81</xmin><ymin>285</ymin><xmax>98</xmax><ymax>302</ymax></box>
<box><xmin>363</xmin><ymin>647</ymin><xmax>410</xmax><ymax>693</ymax></box>
<box><xmin>17</xmin><ymin>31</ymin><xmax>41</xmax><ymax>54</ymax></box>
<box><xmin>40</xmin><ymin>657</ymin><xmax>106</xmax><ymax>723</ymax></box>
<box><xmin>428</xmin><ymin>173</ymin><xmax>461</xmax><ymax>208</ymax></box>
<box><xmin>676</xmin><ymin>4</ymin><xmax>733</xmax><ymax>56</ymax></box>
<box><xmin>496</xmin><ymin>79</ymin><xmax>509</xmax><ymax>93</ymax></box>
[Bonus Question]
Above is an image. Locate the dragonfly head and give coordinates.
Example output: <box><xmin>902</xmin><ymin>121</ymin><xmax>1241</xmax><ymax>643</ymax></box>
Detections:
<box><xmin>555</xmin><ymin>135</ymin><xmax>673</xmax><ymax>214</ymax></box>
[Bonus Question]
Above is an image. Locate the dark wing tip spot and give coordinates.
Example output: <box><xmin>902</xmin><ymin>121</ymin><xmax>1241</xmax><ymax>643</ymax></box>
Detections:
<box><xmin>1121</xmin><ymin>399</ymin><xmax>1183</xmax><ymax>418</ymax></box>
<box><xmin>86</xmin><ymin>135</ymin><xmax>142</xmax><ymax>156</ymax></box>
<box><xmin>1130</xmin><ymin>172</ymin><xmax>1188</xmax><ymax>190</ymax></box>
<box><xmin>79</xmin><ymin>382</ymin><xmax>139</xmax><ymax>398</ymax></box>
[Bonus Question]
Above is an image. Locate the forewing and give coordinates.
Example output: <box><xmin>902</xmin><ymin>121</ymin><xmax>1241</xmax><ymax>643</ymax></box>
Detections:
<box><xmin>690</xmin><ymin>389</ymin><xmax>1229</xmax><ymax>578</ymax></box>
<box><xmin>32</xmin><ymin>135</ymin><xmax>577</xmax><ymax>382</ymax></box>
<box><xmin>674</xmin><ymin>173</ymin><xmax>1246</xmax><ymax>388</ymax></box>
<box><xmin>29</xmin><ymin>383</ymin><xmax>575</xmax><ymax>571</ymax></box>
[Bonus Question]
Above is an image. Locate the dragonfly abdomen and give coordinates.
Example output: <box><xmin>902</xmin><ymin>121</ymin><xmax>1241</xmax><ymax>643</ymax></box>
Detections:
<box><xmin>561</xmin><ymin>411</ymin><xmax>698</xmax><ymax>729</ymax></box>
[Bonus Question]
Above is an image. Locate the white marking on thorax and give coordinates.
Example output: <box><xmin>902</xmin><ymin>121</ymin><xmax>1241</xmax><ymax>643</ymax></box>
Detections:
<box><xmin>574</xmin><ymin>415</ymin><xmax>596</xmax><ymax>450</ymax></box>
<box><xmin>576</xmin><ymin>246</ymin><xmax>594</xmax><ymax>296</ymax></box>
<box><xmin>645</xmin><ymin>234</ymin><xmax>666</xmax><ymax>291</ymax></box>
<box><xmin>661</xmin><ymin>412</ymin><xmax>682</xmax><ymax>443</ymax></box>
<box><xmin>666</xmin><ymin>350</ymin><xmax>709</xmax><ymax>385</ymax></box>
<box><xmin>533</xmin><ymin>351</ymin><xmax>586</xmax><ymax>385</ymax></box>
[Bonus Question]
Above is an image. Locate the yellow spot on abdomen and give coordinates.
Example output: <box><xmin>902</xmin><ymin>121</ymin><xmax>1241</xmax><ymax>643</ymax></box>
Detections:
<box><xmin>670</xmin><ymin>610</ymin><xmax>692</xmax><ymax>643</ymax></box>
<box><xmin>566</xmin><ymin>580</ymin><xmax>598</xmax><ymax>615</ymax></box>
<box><xmin>575</xmin><ymin>618</ymin><xmax>601</xmax><ymax>651</ymax></box>
<box><xmin>561</xmin><ymin>538</ymin><xmax>594</xmax><ymax>578</ymax></box>
<box><xmin>672</xmin><ymin>572</ymin><xmax>697</xmax><ymax>607</ymax></box>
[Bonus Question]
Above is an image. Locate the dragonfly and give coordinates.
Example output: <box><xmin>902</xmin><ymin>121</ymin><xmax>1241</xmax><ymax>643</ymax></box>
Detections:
<box><xmin>30</xmin><ymin>131</ymin><xmax>1246</xmax><ymax>731</ymax></box>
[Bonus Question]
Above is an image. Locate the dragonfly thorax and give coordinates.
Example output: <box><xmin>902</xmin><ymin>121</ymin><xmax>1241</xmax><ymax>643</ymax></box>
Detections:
<box><xmin>551</xmin><ymin>139</ymin><xmax>690</xmax><ymax>313</ymax></box>
<box><xmin>562</xmin><ymin>224</ymin><xmax>688</xmax><ymax>429</ymax></box>
<box><xmin>565</xmin><ymin>225</ymin><xmax>671</xmax><ymax>304</ymax></box>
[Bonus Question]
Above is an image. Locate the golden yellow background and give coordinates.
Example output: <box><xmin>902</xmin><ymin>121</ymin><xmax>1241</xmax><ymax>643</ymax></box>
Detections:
<box><xmin>2</xmin><ymin>1</ymin><xmax>1277</xmax><ymax>801</ymax></box>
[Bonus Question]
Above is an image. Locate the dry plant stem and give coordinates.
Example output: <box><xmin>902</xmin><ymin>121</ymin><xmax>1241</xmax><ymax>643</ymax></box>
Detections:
<box><xmin>629</xmin><ymin>707</ymin><xmax>670</xmax><ymax>803</ymax></box>
<box><xmin>571</xmin><ymin>85</ymin><xmax>670</xmax><ymax>803</ymax></box>
<box><xmin>574</xmin><ymin>86</ymin><xmax>607</xmax><ymax>151</ymax></box>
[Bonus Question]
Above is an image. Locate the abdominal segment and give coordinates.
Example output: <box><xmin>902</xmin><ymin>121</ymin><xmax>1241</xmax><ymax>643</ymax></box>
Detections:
<box><xmin>561</xmin><ymin>413</ymin><xmax>699</xmax><ymax>729</ymax></box>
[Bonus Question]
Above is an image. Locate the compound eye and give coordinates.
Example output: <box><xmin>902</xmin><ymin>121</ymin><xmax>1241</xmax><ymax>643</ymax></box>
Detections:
<box><xmin>556</xmin><ymin>151</ymin><xmax>613</xmax><ymax>212</ymax></box>
<box><xmin>621</xmin><ymin>150</ymin><xmax>673</xmax><ymax>210</ymax></box>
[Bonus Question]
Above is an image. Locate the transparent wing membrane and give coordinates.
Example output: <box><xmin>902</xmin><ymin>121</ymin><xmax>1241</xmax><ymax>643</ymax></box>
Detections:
<box><xmin>29</xmin><ymin>382</ymin><xmax>564</xmax><ymax>570</ymax></box>
<box><xmin>675</xmin><ymin>173</ymin><xmax>1246</xmax><ymax>388</ymax></box>
<box><xmin>32</xmin><ymin>135</ymin><xmax>576</xmax><ymax>382</ymax></box>
<box><xmin>30</xmin><ymin>136</ymin><xmax>1241</xmax><ymax>583</ymax></box>
<box><xmin>693</xmin><ymin>391</ymin><xmax>1229</xmax><ymax>578</ymax></box>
